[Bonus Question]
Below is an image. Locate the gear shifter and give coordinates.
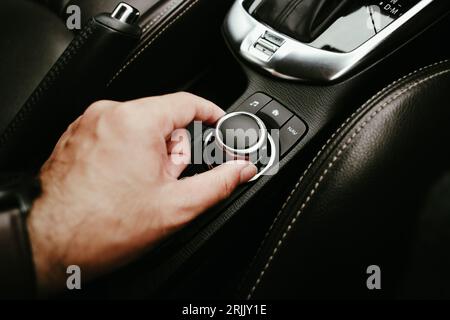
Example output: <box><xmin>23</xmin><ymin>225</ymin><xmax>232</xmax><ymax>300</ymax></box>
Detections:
<box><xmin>225</xmin><ymin>0</ymin><xmax>434</xmax><ymax>81</ymax></box>
<box><xmin>245</xmin><ymin>0</ymin><xmax>353</xmax><ymax>42</ymax></box>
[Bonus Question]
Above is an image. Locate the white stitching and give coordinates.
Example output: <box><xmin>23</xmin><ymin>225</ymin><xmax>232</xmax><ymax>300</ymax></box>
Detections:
<box><xmin>246</xmin><ymin>67</ymin><xmax>450</xmax><ymax>299</ymax></box>
<box><xmin>142</xmin><ymin>0</ymin><xmax>180</xmax><ymax>33</ymax></box>
<box><xmin>109</xmin><ymin>0</ymin><xmax>198</xmax><ymax>84</ymax></box>
<box><xmin>260</xmin><ymin>60</ymin><xmax>450</xmax><ymax>244</ymax></box>
<box><xmin>240</xmin><ymin>60</ymin><xmax>449</xmax><ymax>291</ymax></box>
<box><xmin>108</xmin><ymin>0</ymin><xmax>200</xmax><ymax>85</ymax></box>
<box><xmin>141</xmin><ymin>0</ymin><xmax>184</xmax><ymax>33</ymax></box>
<box><xmin>247</xmin><ymin>67</ymin><xmax>450</xmax><ymax>298</ymax></box>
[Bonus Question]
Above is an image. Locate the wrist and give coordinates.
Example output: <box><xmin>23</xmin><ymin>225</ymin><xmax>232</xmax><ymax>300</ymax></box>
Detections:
<box><xmin>27</xmin><ymin>195</ymin><xmax>67</xmax><ymax>295</ymax></box>
<box><xmin>0</xmin><ymin>173</ymin><xmax>41</xmax><ymax>298</ymax></box>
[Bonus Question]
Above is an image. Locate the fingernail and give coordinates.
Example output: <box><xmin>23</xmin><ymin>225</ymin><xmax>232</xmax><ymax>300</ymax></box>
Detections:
<box><xmin>240</xmin><ymin>163</ymin><xmax>258</xmax><ymax>183</ymax></box>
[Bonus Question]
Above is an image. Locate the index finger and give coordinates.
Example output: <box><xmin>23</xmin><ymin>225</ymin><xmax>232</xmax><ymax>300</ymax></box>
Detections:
<box><xmin>131</xmin><ymin>92</ymin><xmax>225</xmax><ymax>137</ymax></box>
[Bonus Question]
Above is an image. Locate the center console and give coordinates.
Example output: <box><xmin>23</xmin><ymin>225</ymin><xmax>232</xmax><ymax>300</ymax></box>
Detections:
<box><xmin>193</xmin><ymin>0</ymin><xmax>446</xmax><ymax>184</ymax></box>
<box><xmin>184</xmin><ymin>0</ymin><xmax>445</xmax><ymax>186</ymax></box>
<box><xmin>97</xmin><ymin>0</ymin><xmax>450</xmax><ymax>299</ymax></box>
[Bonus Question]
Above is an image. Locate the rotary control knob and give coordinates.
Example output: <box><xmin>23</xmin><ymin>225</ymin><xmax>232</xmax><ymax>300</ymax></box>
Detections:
<box><xmin>204</xmin><ymin>112</ymin><xmax>277</xmax><ymax>181</ymax></box>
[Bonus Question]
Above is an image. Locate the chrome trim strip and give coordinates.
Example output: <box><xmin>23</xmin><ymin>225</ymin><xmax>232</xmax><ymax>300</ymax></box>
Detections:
<box><xmin>250</xmin><ymin>133</ymin><xmax>276</xmax><ymax>181</ymax></box>
<box><xmin>204</xmin><ymin>131</ymin><xmax>277</xmax><ymax>182</ymax></box>
<box><xmin>111</xmin><ymin>2</ymin><xmax>140</xmax><ymax>24</ymax></box>
<box><xmin>223</xmin><ymin>0</ymin><xmax>434</xmax><ymax>81</ymax></box>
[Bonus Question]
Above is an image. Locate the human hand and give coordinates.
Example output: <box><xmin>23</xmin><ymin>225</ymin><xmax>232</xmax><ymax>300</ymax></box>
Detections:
<box><xmin>26</xmin><ymin>92</ymin><xmax>257</xmax><ymax>293</ymax></box>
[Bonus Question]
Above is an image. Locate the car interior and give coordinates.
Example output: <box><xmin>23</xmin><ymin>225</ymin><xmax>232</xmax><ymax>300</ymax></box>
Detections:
<box><xmin>1</xmin><ymin>0</ymin><xmax>450</xmax><ymax>300</ymax></box>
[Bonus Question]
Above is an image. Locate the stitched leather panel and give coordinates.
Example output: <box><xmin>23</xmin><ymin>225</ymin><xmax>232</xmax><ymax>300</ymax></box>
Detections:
<box><xmin>0</xmin><ymin>0</ymin><xmax>72</xmax><ymax>138</ymax></box>
<box><xmin>106</xmin><ymin>0</ymin><xmax>235</xmax><ymax>98</ymax></box>
<box><xmin>0</xmin><ymin>15</ymin><xmax>141</xmax><ymax>170</ymax></box>
<box><xmin>240</xmin><ymin>60</ymin><xmax>450</xmax><ymax>299</ymax></box>
<box><xmin>61</xmin><ymin>0</ymin><xmax>161</xmax><ymax>25</ymax></box>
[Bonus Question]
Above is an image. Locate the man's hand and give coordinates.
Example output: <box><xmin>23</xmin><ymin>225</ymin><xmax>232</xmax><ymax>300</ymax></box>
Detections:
<box><xmin>27</xmin><ymin>92</ymin><xmax>257</xmax><ymax>293</ymax></box>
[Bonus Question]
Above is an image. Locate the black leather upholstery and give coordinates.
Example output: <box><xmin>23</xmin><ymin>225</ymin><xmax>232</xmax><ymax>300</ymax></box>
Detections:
<box><xmin>239</xmin><ymin>60</ymin><xmax>450</xmax><ymax>299</ymax></box>
<box><xmin>0</xmin><ymin>0</ymin><xmax>72</xmax><ymax>137</ymax></box>
<box><xmin>106</xmin><ymin>0</ymin><xmax>235</xmax><ymax>99</ymax></box>
<box><xmin>0</xmin><ymin>13</ymin><xmax>142</xmax><ymax>170</ymax></box>
<box><xmin>41</xmin><ymin>0</ymin><xmax>235</xmax><ymax>97</ymax></box>
<box><xmin>61</xmin><ymin>0</ymin><xmax>161</xmax><ymax>26</ymax></box>
<box><xmin>0</xmin><ymin>0</ymin><xmax>233</xmax><ymax>170</ymax></box>
<box><xmin>37</xmin><ymin>0</ymin><xmax>70</xmax><ymax>14</ymax></box>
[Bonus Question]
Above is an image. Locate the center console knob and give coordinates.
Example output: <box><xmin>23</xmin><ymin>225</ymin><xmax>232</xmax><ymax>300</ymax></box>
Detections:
<box><xmin>216</xmin><ymin>112</ymin><xmax>267</xmax><ymax>162</ymax></box>
<box><xmin>204</xmin><ymin>112</ymin><xmax>277</xmax><ymax>181</ymax></box>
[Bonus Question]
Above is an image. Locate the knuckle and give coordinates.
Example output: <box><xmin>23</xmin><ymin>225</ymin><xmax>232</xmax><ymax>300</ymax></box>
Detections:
<box><xmin>170</xmin><ymin>128</ymin><xmax>188</xmax><ymax>143</ymax></box>
<box><xmin>175</xmin><ymin>92</ymin><xmax>205</xmax><ymax>107</ymax></box>
<box><xmin>83</xmin><ymin>102</ymin><xmax>134</xmax><ymax>135</ymax></box>
<box><xmin>170</xmin><ymin>198</ymin><xmax>195</xmax><ymax>224</ymax></box>
<box><xmin>219</xmin><ymin>174</ymin><xmax>238</xmax><ymax>199</ymax></box>
<box><xmin>83</xmin><ymin>101</ymin><xmax>116</xmax><ymax>127</ymax></box>
<box><xmin>175</xmin><ymin>91</ymin><xmax>195</xmax><ymax>100</ymax></box>
<box><xmin>86</xmin><ymin>100</ymin><xmax>114</xmax><ymax>115</ymax></box>
<box><xmin>108</xmin><ymin>104</ymin><xmax>136</xmax><ymax>129</ymax></box>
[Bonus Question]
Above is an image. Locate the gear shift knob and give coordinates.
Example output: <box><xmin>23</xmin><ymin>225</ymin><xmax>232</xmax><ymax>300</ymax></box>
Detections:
<box><xmin>244</xmin><ymin>0</ymin><xmax>353</xmax><ymax>43</ymax></box>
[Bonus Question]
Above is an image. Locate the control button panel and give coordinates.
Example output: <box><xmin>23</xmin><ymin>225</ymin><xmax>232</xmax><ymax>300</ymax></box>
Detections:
<box><xmin>251</xmin><ymin>31</ymin><xmax>286</xmax><ymax>61</ymax></box>
<box><xmin>257</xmin><ymin>100</ymin><xmax>293</xmax><ymax>128</ymax></box>
<box><xmin>239</xmin><ymin>92</ymin><xmax>272</xmax><ymax>113</ymax></box>
<box><xmin>237</xmin><ymin>93</ymin><xmax>307</xmax><ymax>156</ymax></box>
<box><xmin>254</xmin><ymin>43</ymin><xmax>275</xmax><ymax>58</ymax></box>
<box><xmin>262</xmin><ymin>31</ymin><xmax>285</xmax><ymax>47</ymax></box>
<box><xmin>256</xmin><ymin>38</ymin><xmax>279</xmax><ymax>53</ymax></box>
<box><xmin>279</xmin><ymin>116</ymin><xmax>307</xmax><ymax>156</ymax></box>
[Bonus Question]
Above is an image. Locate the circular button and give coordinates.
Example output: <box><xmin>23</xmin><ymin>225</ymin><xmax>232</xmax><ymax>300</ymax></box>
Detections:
<box><xmin>203</xmin><ymin>112</ymin><xmax>277</xmax><ymax>182</ymax></box>
<box><xmin>219</xmin><ymin>113</ymin><xmax>261</xmax><ymax>149</ymax></box>
<box><xmin>216</xmin><ymin>112</ymin><xmax>267</xmax><ymax>156</ymax></box>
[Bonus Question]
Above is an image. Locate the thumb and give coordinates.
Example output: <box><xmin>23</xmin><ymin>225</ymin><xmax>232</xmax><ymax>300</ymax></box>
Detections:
<box><xmin>171</xmin><ymin>161</ymin><xmax>257</xmax><ymax>218</ymax></box>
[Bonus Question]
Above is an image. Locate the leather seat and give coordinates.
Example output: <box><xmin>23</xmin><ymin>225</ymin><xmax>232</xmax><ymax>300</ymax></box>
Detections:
<box><xmin>239</xmin><ymin>60</ymin><xmax>450</xmax><ymax>299</ymax></box>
